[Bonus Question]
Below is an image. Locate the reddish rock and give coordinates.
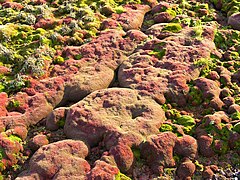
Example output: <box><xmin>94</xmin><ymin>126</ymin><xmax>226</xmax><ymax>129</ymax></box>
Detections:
<box><xmin>151</xmin><ymin>2</ymin><xmax>170</xmax><ymax>14</ymax></box>
<box><xmin>119</xmin><ymin>26</ymin><xmax>217</xmax><ymax>107</ymax></box>
<box><xmin>11</xmin><ymin>125</ymin><xmax>28</xmax><ymax>140</ymax></box>
<box><xmin>86</xmin><ymin>160</ymin><xmax>119</xmax><ymax>179</ymax></box>
<box><xmin>64</xmin><ymin>88</ymin><xmax>165</xmax><ymax>147</ymax></box>
<box><xmin>140</xmin><ymin>132</ymin><xmax>177</xmax><ymax>174</ymax></box>
<box><xmin>112</xmin><ymin>4</ymin><xmax>151</xmax><ymax>31</ymax></box>
<box><xmin>46</xmin><ymin>107</ymin><xmax>68</xmax><ymax>131</ymax></box>
<box><xmin>228</xmin><ymin>132</ymin><xmax>240</xmax><ymax>150</ymax></box>
<box><xmin>0</xmin><ymin>92</ymin><xmax>8</xmax><ymax>117</ymax></box>
<box><xmin>223</xmin><ymin>96</ymin><xmax>235</xmax><ymax>108</ymax></box>
<box><xmin>209</xmin><ymin>97</ymin><xmax>224</xmax><ymax>110</ymax></box>
<box><xmin>176</xmin><ymin>158</ymin><xmax>196</xmax><ymax>180</ymax></box>
<box><xmin>195</xmin><ymin>78</ymin><xmax>221</xmax><ymax>100</ymax></box>
<box><xmin>18</xmin><ymin>140</ymin><xmax>89</xmax><ymax>179</ymax></box>
<box><xmin>109</xmin><ymin>144</ymin><xmax>134</xmax><ymax>173</ymax></box>
<box><xmin>126</xmin><ymin>30</ymin><xmax>148</xmax><ymax>42</ymax></box>
<box><xmin>28</xmin><ymin>134</ymin><xmax>49</xmax><ymax>151</ymax></box>
<box><xmin>142</xmin><ymin>0</ymin><xmax>158</xmax><ymax>8</ymax></box>
<box><xmin>202</xmin><ymin>166</ymin><xmax>214</xmax><ymax>179</ymax></box>
<box><xmin>208</xmin><ymin>71</ymin><xmax>220</xmax><ymax>81</ymax></box>
<box><xmin>34</xmin><ymin>18</ymin><xmax>60</xmax><ymax>29</ymax></box>
<box><xmin>174</xmin><ymin>135</ymin><xmax>198</xmax><ymax>159</ymax></box>
<box><xmin>220</xmin><ymin>88</ymin><xmax>232</xmax><ymax>98</ymax></box>
<box><xmin>100</xmin><ymin>18</ymin><xmax>120</xmax><ymax>30</ymax></box>
<box><xmin>197</xmin><ymin>135</ymin><xmax>215</xmax><ymax>157</ymax></box>
<box><xmin>228</xmin><ymin>13</ymin><xmax>240</xmax><ymax>31</ymax></box>
<box><xmin>154</xmin><ymin>12</ymin><xmax>174</xmax><ymax>23</ymax></box>
<box><xmin>0</xmin><ymin>66</ymin><xmax>10</xmax><ymax>74</ymax></box>
<box><xmin>0</xmin><ymin>133</ymin><xmax>23</xmax><ymax>171</ymax></box>
<box><xmin>2</xmin><ymin>2</ymin><xmax>23</xmax><ymax>9</ymax></box>
<box><xmin>228</xmin><ymin>104</ymin><xmax>240</xmax><ymax>114</ymax></box>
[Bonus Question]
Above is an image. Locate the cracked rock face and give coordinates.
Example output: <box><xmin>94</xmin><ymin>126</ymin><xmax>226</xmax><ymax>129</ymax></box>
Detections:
<box><xmin>64</xmin><ymin>88</ymin><xmax>166</xmax><ymax>147</ymax></box>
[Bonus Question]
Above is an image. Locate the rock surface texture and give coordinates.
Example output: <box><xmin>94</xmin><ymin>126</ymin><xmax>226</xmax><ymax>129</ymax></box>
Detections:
<box><xmin>0</xmin><ymin>0</ymin><xmax>239</xmax><ymax>179</ymax></box>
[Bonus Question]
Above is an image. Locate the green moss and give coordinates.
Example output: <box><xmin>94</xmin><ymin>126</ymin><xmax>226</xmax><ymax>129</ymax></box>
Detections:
<box><xmin>188</xmin><ymin>85</ymin><xmax>203</xmax><ymax>105</ymax></box>
<box><xmin>148</xmin><ymin>48</ymin><xmax>166</xmax><ymax>59</ymax></box>
<box><xmin>7</xmin><ymin>100</ymin><xmax>20</xmax><ymax>110</ymax></box>
<box><xmin>0</xmin><ymin>148</ymin><xmax>5</xmax><ymax>161</ymax></box>
<box><xmin>114</xmin><ymin>6</ymin><xmax>126</xmax><ymax>14</ymax></box>
<box><xmin>160</xmin><ymin>124</ymin><xmax>173</xmax><ymax>132</ymax></box>
<box><xmin>115</xmin><ymin>172</ymin><xmax>132</xmax><ymax>180</ymax></box>
<box><xmin>54</xmin><ymin>56</ymin><xmax>65</xmax><ymax>64</ymax></box>
<box><xmin>74</xmin><ymin>54</ymin><xmax>83</xmax><ymax>60</ymax></box>
<box><xmin>233</xmin><ymin>122</ymin><xmax>240</xmax><ymax>133</ymax></box>
<box><xmin>194</xmin><ymin>58</ymin><xmax>216</xmax><ymax>77</ymax></box>
<box><xmin>175</xmin><ymin>115</ymin><xmax>196</xmax><ymax>126</ymax></box>
<box><xmin>131</xmin><ymin>147</ymin><xmax>141</xmax><ymax>161</ymax></box>
<box><xmin>231</xmin><ymin>111</ymin><xmax>240</xmax><ymax>120</ymax></box>
<box><xmin>162</xmin><ymin>23</ymin><xmax>182</xmax><ymax>33</ymax></box>
<box><xmin>56</xmin><ymin>118</ymin><xmax>65</xmax><ymax>128</ymax></box>
<box><xmin>8</xmin><ymin>135</ymin><xmax>22</xmax><ymax>143</ymax></box>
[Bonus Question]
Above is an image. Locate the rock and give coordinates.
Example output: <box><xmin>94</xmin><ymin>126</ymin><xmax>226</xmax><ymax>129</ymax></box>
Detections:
<box><xmin>176</xmin><ymin>158</ymin><xmax>196</xmax><ymax>179</ymax></box>
<box><xmin>0</xmin><ymin>92</ymin><xmax>8</xmax><ymax>117</ymax></box>
<box><xmin>140</xmin><ymin>132</ymin><xmax>177</xmax><ymax>174</ymax></box>
<box><xmin>195</xmin><ymin>78</ymin><xmax>220</xmax><ymax>100</ymax></box>
<box><xmin>0</xmin><ymin>132</ymin><xmax>23</xmax><ymax>171</ymax></box>
<box><xmin>154</xmin><ymin>12</ymin><xmax>174</xmax><ymax>23</ymax></box>
<box><xmin>228</xmin><ymin>13</ymin><xmax>240</xmax><ymax>31</ymax></box>
<box><xmin>222</xmin><ymin>96</ymin><xmax>235</xmax><ymax>108</ymax></box>
<box><xmin>209</xmin><ymin>97</ymin><xmax>224</xmax><ymax>110</ymax></box>
<box><xmin>151</xmin><ymin>2</ymin><xmax>171</xmax><ymax>14</ymax></box>
<box><xmin>202</xmin><ymin>166</ymin><xmax>214</xmax><ymax>179</ymax></box>
<box><xmin>2</xmin><ymin>2</ymin><xmax>23</xmax><ymax>10</ymax></box>
<box><xmin>86</xmin><ymin>160</ymin><xmax>119</xmax><ymax>179</ymax></box>
<box><xmin>220</xmin><ymin>88</ymin><xmax>232</xmax><ymax>99</ymax></box>
<box><xmin>46</xmin><ymin>107</ymin><xmax>68</xmax><ymax>131</ymax></box>
<box><xmin>112</xmin><ymin>4</ymin><xmax>151</xmax><ymax>31</ymax></box>
<box><xmin>28</xmin><ymin>134</ymin><xmax>49</xmax><ymax>152</ymax></box>
<box><xmin>228</xmin><ymin>131</ymin><xmax>240</xmax><ymax>150</ymax></box>
<box><xmin>174</xmin><ymin>135</ymin><xmax>198</xmax><ymax>159</ymax></box>
<box><xmin>64</xmin><ymin>88</ymin><xmax>165</xmax><ymax>147</ymax></box>
<box><xmin>197</xmin><ymin>135</ymin><xmax>215</xmax><ymax>157</ymax></box>
<box><xmin>228</xmin><ymin>104</ymin><xmax>240</xmax><ymax>114</ymax></box>
<box><xmin>109</xmin><ymin>144</ymin><xmax>134</xmax><ymax>173</ymax></box>
<box><xmin>17</xmin><ymin>140</ymin><xmax>89</xmax><ymax>179</ymax></box>
<box><xmin>34</xmin><ymin>18</ymin><xmax>60</xmax><ymax>29</ymax></box>
<box><xmin>119</xmin><ymin>26</ymin><xmax>217</xmax><ymax>107</ymax></box>
<box><xmin>207</xmin><ymin>71</ymin><xmax>220</xmax><ymax>81</ymax></box>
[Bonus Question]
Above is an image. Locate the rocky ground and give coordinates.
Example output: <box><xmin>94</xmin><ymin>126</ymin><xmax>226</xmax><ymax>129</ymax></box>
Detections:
<box><xmin>0</xmin><ymin>0</ymin><xmax>239</xmax><ymax>179</ymax></box>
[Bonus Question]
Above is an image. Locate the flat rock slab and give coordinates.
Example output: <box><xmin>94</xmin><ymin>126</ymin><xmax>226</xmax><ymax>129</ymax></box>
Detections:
<box><xmin>64</xmin><ymin>88</ymin><xmax>166</xmax><ymax>147</ymax></box>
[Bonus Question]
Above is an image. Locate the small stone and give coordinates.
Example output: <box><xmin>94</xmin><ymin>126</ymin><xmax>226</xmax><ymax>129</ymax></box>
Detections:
<box><xmin>28</xmin><ymin>134</ymin><xmax>49</xmax><ymax>151</ymax></box>
<box><xmin>228</xmin><ymin>104</ymin><xmax>240</xmax><ymax>114</ymax></box>
<box><xmin>202</xmin><ymin>166</ymin><xmax>214</xmax><ymax>179</ymax></box>
<box><xmin>228</xmin><ymin>13</ymin><xmax>240</xmax><ymax>31</ymax></box>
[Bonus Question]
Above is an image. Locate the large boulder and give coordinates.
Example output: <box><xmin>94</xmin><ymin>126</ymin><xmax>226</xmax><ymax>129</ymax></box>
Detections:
<box><xmin>64</xmin><ymin>88</ymin><xmax>166</xmax><ymax>147</ymax></box>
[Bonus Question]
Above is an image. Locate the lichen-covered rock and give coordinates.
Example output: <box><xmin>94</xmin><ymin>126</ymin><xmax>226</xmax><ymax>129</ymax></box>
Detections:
<box><xmin>109</xmin><ymin>144</ymin><xmax>134</xmax><ymax>173</ymax></box>
<box><xmin>197</xmin><ymin>135</ymin><xmax>215</xmax><ymax>157</ymax></box>
<box><xmin>112</xmin><ymin>4</ymin><xmax>151</xmax><ymax>31</ymax></box>
<box><xmin>64</xmin><ymin>88</ymin><xmax>165</xmax><ymax>147</ymax></box>
<box><xmin>174</xmin><ymin>135</ymin><xmax>198</xmax><ymax>159</ymax></box>
<box><xmin>86</xmin><ymin>160</ymin><xmax>119</xmax><ymax>180</ymax></box>
<box><xmin>140</xmin><ymin>132</ymin><xmax>177</xmax><ymax>174</ymax></box>
<box><xmin>119</xmin><ymin>25</ymin><xmax>218</xmax><ymax>106</ymax></box>
<box><xmin>17</xmin><ymin>140</ymin><xmax>89</xmax><ymax>179</ymax></box>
